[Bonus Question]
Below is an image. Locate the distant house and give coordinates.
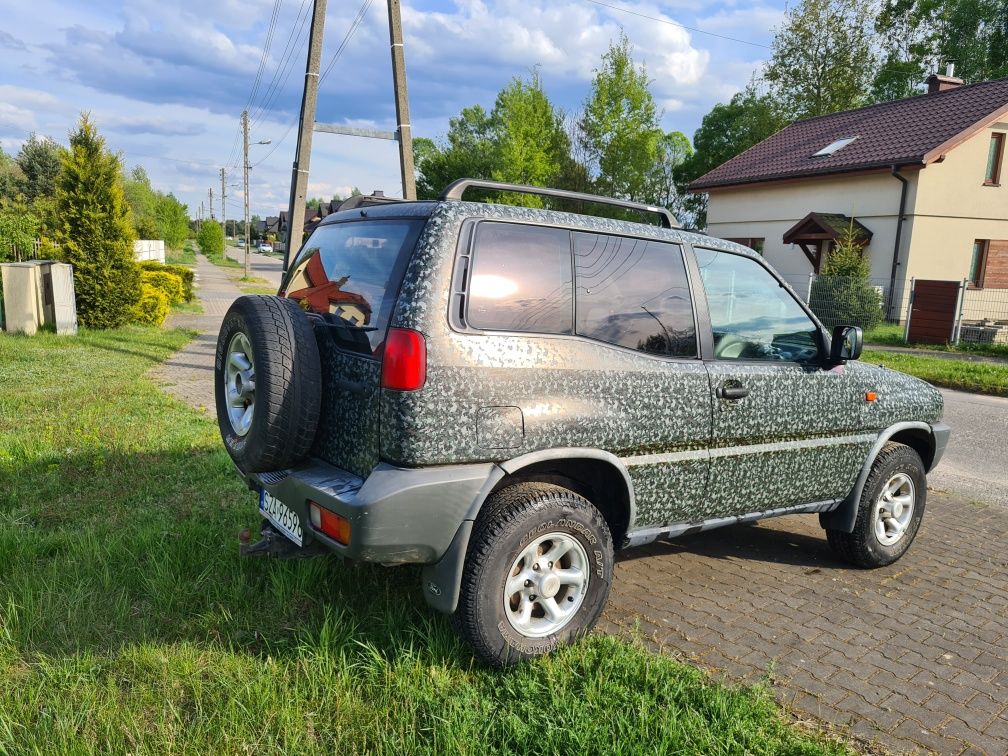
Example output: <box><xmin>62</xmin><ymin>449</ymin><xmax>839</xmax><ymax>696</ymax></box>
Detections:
<box><xmin>689</xmin><ymin>74</ymin><xmax>1008</xmax><ymax>317</ymax></box>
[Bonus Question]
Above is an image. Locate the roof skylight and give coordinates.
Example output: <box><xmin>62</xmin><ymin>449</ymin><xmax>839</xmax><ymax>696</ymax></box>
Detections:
<box><xmin>812</xmin><ymin>136</ymin><xmax>858</xmax><ymax>157</ymax></box>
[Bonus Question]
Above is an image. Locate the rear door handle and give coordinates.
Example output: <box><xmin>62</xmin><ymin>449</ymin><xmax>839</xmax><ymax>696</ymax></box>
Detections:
<box><xmin>717</xmin><ymin>384</ymin><xmax>749</xmax><ymax>400</ymax></box>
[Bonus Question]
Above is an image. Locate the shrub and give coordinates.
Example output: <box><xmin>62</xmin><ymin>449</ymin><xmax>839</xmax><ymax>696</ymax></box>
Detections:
<box><xmin>141</xmin><ymin>269</ymin><xmax>184</xmax><ymax>305</ymax></box>
<box><xmin>197</xmin><ymin>219</ymin><xmax>224</xmax><ymax>257</ymax></box>
<box><xmin>53</xmin><ymin>114</ymin><xmax>141</xmax><ymax>329</ymax></box>
<box><xmin>139</xmin><ymin>260</ymin><xmax>195</xmax><ymax>301</ymax></box>
<box><xmin>808</xmin><ymin>222</ymin><xmax>882</xmax><ymax>331</ymax></box>
<box><xmin>131</xmin><ymin>283</ymin><xmax>169</xmax><ymax>326</ymax></box>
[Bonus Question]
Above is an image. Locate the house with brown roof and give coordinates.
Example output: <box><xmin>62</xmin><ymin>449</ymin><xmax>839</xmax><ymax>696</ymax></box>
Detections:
<box><xmin>689</xmin><ymin>74</ymin><xmax>1008</xmax><ymax>318</ymax></box>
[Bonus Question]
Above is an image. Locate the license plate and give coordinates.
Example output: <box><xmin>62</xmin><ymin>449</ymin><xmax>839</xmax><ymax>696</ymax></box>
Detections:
<box><xmin>259</xmin><ymin>490</ymin><xmax>303</xmax><ymax>546</ymax></box>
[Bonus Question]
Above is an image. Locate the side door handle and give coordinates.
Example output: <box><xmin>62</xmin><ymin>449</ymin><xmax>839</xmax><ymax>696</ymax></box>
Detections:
<box><xmin>717</xmin><ymin>383</ymin><xmax>749</xmax><ymax>400</ymax></box>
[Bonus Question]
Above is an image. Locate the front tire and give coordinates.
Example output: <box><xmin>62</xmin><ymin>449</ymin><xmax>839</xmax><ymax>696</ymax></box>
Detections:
<box><xmin>453</xmin><ymin>483</ymin><xmax>613</xmax><ymax>667</ymax></box>
<box><xmin>827</xmin><ymin>442</ymin><xmax>926</xmax><ymax>568</ymax></box>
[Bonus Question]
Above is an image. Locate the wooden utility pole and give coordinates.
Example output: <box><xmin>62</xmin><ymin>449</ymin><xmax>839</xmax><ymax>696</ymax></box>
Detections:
<box><xmin>243</xmin><ymin>110</ymin><xmax>251</xmax><ymax>278</ymax></box>
<box><xmin>220</xmin><ymin>167</ymin><xmax>227</xmax><ymax>237</ymax></box>
<box><xmin>387</xmin><ymin>0</ymin><xmax>416</xmax><ymax>200</ymax></box>
<box><xmin>282</xmin><ymin>0</ymin><xmax>327</xmax><ymax>273</ymax></box>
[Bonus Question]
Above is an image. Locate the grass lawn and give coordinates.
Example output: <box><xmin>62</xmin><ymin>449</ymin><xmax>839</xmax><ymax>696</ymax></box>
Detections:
<box><xmin>864</xmin><ymin>322</ymin><xmax>1008</xmax><ymax>360</ymax></box>
<box><xmin>0</xmin><ymin>328</ymin><xmax>849</xmax><ymax>754</ymax></box>
<box><xmin>237</xmin><ymin>274</ymin><xmax>277</xmax><ymax>296</ymax></box>
<box><xmin>863</xmin><ymin>348</ymin><xmax>1008</xmax><ymax>396</ymax></box>
<box><xmin>166</xmin><ymin>243</ymin><xmax>197</xmax><ymax>267</ymax></box>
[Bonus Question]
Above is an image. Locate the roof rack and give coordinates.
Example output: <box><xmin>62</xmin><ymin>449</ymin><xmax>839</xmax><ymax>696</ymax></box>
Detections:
<box><xmin>336</xmin><ymin>191</ymin><xmax>406</xmax><ymax>212</ymax></box>
<box><xmin>439</xmin><ymin>178</ymin><xmax>680</xmax><ymax>229</ymax></box>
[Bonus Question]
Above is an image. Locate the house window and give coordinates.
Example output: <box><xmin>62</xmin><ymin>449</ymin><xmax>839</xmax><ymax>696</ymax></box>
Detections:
<box><xmin>812</xmin><ymin>136</ymin><xmax>858</xmax><ymax>157</ymax></box>
<box><xmin>969</xmin><ymin>240</ymin><xmax>988</xmax><ymax>287</ymax></box>
<box><xmin>726</xmin><ymin>237</ymin><xmax>765</xmax><ymax>255</ymax></box>
<box><xmin>985</xmin><ymin>133</ymin><xmax>1004</xmax><ymax>185</ymax></box>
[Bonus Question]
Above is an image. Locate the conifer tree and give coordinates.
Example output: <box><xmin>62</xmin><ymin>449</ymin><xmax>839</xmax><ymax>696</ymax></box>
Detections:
<box><xmin>55</xmin><ymin>114</ymin><xmax>140</xmax><ymax>329</ymax></box>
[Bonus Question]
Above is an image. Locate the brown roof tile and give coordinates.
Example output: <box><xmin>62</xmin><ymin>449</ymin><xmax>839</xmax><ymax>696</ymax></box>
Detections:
<box><xmin>689</xmin><ymin>77</ymin><xmax>1008</xmax><ymax>191</ymax></box>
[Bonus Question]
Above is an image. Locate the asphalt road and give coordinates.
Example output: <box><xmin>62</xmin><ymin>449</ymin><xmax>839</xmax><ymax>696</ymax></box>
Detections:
<box><xmin>226</xmin><ymin>244</ymin><xmax>284</xmax><ymax>288</ymax></box>
<box><xmin>930</xmin><ymin>388</ymin><xmax>1008</xmax><ymax>506</ymax></box>
<box><xmin>216</xmin><ymin>250</ymin><xmax>1006</xmax><ymax>506</ymax></box>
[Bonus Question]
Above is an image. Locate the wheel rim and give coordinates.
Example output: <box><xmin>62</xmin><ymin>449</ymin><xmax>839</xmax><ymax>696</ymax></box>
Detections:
<box><xmin>224</xmin><ymin>332</ymin><xmax>256</xmax><ymax>437</ymax></box>
<box><xmin>873</xmin><ymin>472</ymin><xmax>915</xmax><ymax>546</ymax></box>
<box><xmin>502</xmin><ymin>532</ymin><xmax>590</xmax><ymax>639</ymax></box>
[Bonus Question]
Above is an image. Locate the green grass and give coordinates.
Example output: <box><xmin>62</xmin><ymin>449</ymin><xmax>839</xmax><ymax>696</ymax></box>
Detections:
<box><xmin>236</xmin><ymin>274</ymin><xmax>277</xmax><ymax>295</ymax></box>
<box><xmin>864</xmin><ymin>322</ymin><xmax>1008</xmax><ymax>360</ymax></box>
<box><xmin>171</xmin><ymin>298</ymin><xmax>204</xmax><ymax>315</ymax></box>
<box><xmin>0</xmin><ymin>329</ymin><xmax>849</xmax><ymax>754</ymax></box>
<box><xmin>165</xmin><ymin>243</ymin><xmax>197</xmax><ymax>267</ymax></box>
<box><xmin>863</xmin><ymin>348</ymin><xmax>1008</xmax><ymax>396</ymax></box>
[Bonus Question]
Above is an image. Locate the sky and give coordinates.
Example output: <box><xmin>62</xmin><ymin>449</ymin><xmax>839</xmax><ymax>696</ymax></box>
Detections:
<box><xmin>0</xmin><ymin>0</ymin><xmax>784</xmax><ymax>219</ymax></box>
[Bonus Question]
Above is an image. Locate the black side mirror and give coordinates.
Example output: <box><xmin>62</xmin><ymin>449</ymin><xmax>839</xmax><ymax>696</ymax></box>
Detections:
<box><xmin>830</xmin><ymin>325</ymin><xmax>863</xmax><ymax>363</ymax></box>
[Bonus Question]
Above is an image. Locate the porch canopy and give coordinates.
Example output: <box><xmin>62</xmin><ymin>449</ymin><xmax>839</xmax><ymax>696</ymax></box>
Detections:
<box><xmin>783</xmin><ymin>212</ymin><xmax>872</xmax><ymax>273</ymax></box>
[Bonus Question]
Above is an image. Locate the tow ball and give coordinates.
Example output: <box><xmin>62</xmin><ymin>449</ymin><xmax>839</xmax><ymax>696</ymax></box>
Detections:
<box><xmin>239</xmin><ymin>520</ymin><xmax>325</xmax><ymax>559</ymax></box>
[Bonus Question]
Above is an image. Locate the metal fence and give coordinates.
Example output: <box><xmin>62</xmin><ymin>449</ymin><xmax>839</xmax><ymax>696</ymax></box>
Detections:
<box><xmin>788</xmin><ymin>272</ymin><xmax>1008</xmax><ymax>346</ymax></box>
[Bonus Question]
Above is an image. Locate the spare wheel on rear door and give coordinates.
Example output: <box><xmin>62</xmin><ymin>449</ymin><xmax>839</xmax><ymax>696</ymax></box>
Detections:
<box><xmin>214</xmin><ymin>294</ymin><xmax>322</xmax><ymax>472</ymax></box>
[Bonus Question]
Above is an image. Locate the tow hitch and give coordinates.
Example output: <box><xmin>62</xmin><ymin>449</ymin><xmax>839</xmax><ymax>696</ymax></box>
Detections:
<box><xmin>239</xmin><ymin>520</ymin><xmax>325</xmax><ymax>559</ymax></box>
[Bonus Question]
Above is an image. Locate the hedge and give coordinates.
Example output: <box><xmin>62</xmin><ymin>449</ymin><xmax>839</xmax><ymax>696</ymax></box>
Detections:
<box><xmin>140</xmin><ymin>269</ymin><xmax>184</xmax><ymax>306</ymax></box>
<box><xmin>139</xmin><ymin>260</ymin><xmax>195</xmax><ymax>302</ymax></box>
<box><xmin>131</xmin><ymin>283</ymin><xmax>170</xmax><ymax>326</ymax></box>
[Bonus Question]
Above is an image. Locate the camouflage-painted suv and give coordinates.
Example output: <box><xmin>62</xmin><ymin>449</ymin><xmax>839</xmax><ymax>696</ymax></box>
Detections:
<box><xmin>215</xmin><ymin>179</ymin><xmax>950</xmax><ymax>666</ymax></box>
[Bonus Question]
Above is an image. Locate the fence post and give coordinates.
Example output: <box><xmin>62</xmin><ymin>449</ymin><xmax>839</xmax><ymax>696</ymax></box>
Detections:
<box><xmin>805</xmin><ymin>272</ymin><xmax>814</xmax><ymax>304</ymax></box>
<box><xmin>952</xmin><ymin>278</ymin><xmax>967</xmax><ymax>345</ymax></box>
<box><xmin>903</xmin><ymin>277</ymin><xmax>915</xmax><ymax>343</ymax></box>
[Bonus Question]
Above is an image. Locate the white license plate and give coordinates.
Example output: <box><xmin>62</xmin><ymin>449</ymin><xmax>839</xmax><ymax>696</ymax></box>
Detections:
<box><xmin>259</xmin><ymin>490</ymin><xmax>303</xmax><ymax>546</ymax></box>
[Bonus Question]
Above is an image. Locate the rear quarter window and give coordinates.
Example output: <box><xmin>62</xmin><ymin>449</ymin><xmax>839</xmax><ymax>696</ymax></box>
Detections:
<box><xmin>283</xmin><ymin>219</ymin><xmax>425</xmax><ymax>356</ymax></box>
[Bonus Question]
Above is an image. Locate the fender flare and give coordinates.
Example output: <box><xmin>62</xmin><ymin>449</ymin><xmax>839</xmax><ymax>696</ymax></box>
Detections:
<box><xmin>421</xmin><ymin>448</ymin><xmax>637</xmax><ymax>614</ymax></box>
<box><xmin>819</xmin><ymin>421</ymin><xmax>937</xmax><ymax>534</ymax></box>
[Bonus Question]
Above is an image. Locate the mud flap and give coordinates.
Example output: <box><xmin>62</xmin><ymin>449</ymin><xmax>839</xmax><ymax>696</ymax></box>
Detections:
<box><xmin>421</xmin><ymin>520</ymin><xmax>473</xmax><ymax>613</ymax></box>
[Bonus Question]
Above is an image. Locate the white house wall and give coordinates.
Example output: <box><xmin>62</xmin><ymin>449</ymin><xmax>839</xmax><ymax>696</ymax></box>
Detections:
<box><xmin>704</xmin><ymin>171</ymin><xmax>918</xmax><ymax>294</ymax></box>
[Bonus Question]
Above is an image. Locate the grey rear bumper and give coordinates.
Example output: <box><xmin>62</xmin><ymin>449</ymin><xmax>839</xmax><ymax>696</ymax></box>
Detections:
<box><xmin>249</xmin><ymin>458</ymin><xmax>496</xmax><ymax>565</ymax></box>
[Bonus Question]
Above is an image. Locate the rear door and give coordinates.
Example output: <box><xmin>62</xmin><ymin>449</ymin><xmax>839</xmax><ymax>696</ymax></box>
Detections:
<box><xmin>692</xmin><ymin>246</ymin><xmax>873</xmax><ymax>516</ymax></box>
<box><xmin>281</xmin><ymin>217</ymin><xmax>426</xmax><ymax>477</ymax></box>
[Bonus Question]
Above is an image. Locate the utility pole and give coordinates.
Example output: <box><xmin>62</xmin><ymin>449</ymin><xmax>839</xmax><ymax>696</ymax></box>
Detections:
<box><xmin>243</xmin><ymin>110</ymin><xmax>251</xmax><ymax>278</ymax></box>
<box><xmin>209</xmin><ymin>187</ymin><xmax>214</xmax><ymax>220</ymax></box>
<box><xmin>387</xmin><ymin>0</ymin><xmax>416</xmax><ymax>200</ymax></box>
<box><xmin>220</xmin><ymin>167</ymin><xmax>227</xmax><ymax>238</ymax></box>
<box><xmin>283</xmin><ymin>0</ymin><xmax>327</xmax><ymax>273</ymax></box>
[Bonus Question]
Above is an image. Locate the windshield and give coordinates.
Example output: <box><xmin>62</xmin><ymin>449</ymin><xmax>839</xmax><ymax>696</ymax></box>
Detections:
<box><xmin>282</xmin><ymin>219</ymin><xmax>425</xmax><ymax>356</ymax></box>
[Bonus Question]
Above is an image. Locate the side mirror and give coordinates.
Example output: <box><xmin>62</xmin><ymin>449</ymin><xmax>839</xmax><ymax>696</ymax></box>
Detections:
<box><xmin>830</xmin><ymin>325</ymin><xmax>863</xmax><ymax>363</ymax></box>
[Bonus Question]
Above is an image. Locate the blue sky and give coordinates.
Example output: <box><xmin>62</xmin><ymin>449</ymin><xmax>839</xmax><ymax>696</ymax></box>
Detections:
<box><xmin>0</xmin><ymin>0</ymin><xmax>783</xmax><ymax>218</ymax></box>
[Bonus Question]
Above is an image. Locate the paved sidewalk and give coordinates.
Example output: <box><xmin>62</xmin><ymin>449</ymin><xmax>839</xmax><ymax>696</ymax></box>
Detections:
<box><xmin>150</xmin><ymin>253</ymin><xmax>242</xmax><ymax>411</ymax></box>
<box><xmin>601</xmin><ymin>499</ymin><xmax>1008</xmax><ymax>755</ymax></box>
<box><xmin>226</xmin><ymin>244</ymin><xmax>283</xmax><ymax>289</ymax></box>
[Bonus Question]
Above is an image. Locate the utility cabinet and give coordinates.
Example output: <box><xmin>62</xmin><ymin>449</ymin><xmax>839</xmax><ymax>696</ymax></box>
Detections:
<box><xmin>0</xmin><ymin>261</ymin><xmax>77</xmax><ymax>335</ymax></box>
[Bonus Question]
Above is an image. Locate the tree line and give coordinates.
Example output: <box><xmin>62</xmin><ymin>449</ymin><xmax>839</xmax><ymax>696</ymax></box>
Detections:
<box><xmin>415</xmin><ymin>0</ymin><xmax>1008</xmax><ymax>228</ymax></box>
<box><xmin>0</xmin><ymin>131</ymin><xmax>189</xmax><ymax>262</ymax></box>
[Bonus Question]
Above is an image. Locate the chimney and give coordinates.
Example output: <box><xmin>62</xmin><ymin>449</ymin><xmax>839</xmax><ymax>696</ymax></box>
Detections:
<box><xmin>926</xmin><ymin>63</ymin><xmax>964</xmax><ymax>94</ymax></box>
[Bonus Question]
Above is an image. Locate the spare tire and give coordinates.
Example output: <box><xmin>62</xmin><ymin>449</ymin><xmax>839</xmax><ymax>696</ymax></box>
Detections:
<box><xmin>214</xmin><ymin>295</ymin><xmax>321</xmax><ymax>472</ymax></box>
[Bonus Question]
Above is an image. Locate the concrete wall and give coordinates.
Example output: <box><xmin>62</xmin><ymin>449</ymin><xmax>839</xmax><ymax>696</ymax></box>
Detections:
<box><xmin>133</xmin><ymin>239</ymin><xmax>166</xmax><ymax>264</ymax></box>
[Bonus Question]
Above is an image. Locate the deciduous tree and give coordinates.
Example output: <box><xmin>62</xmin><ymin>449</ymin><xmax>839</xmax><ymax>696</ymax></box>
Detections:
<box><xmin>16</xmin><ymin>133</ymin><xmax>62</xmax><ymax>204</ymax></box>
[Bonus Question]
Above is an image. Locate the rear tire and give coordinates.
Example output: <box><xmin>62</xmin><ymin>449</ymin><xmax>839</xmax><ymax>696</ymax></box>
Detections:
<box><xmin>827</xmin><ymin>442</ymin><xmax>926</xmax><ymax>568</ymax></box>
<box><xmin>453</xmin><ymin>482</ymin><xmax>613</xmax><ymax>667</ymax></box>
<box><xmin>214</xmin><ymin>295</ymin><xmax>321</xmax><ymax>473</ymax></box>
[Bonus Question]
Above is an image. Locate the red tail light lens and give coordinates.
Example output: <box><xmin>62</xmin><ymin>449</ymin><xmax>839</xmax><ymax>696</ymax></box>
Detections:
<box><xmin>309</xmin><ymin>501</ymin><xmax>351</xmax><ymax>545</ymax></box>
<box><xmin>381</xmin><ymin>327</ymin><xmax>426</xmax><ymax>391</ymax></box>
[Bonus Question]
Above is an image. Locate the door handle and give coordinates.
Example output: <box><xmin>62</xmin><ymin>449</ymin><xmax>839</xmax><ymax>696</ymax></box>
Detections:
<box><xmin>717</xmin><ymin>384</ymin><xmax>749</xmax><ymax>400</ymax></box>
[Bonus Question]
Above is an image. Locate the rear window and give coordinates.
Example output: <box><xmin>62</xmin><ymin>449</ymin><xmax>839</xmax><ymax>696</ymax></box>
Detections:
<box><xmin>283</xmin><ymin>219</ymin><xmax>425</xmax><ymax>355</ymax></box>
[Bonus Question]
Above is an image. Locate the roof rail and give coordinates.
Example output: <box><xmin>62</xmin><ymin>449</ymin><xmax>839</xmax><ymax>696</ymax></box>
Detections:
<box><xmin>439</xmin><ymin>178</ymin><xmax>680</xmax><ymax>229</ymax></box>
<box><xmin>336</xmin><ymin>192</ymin><xmax>406</xmax><ymax>212</ymax></box>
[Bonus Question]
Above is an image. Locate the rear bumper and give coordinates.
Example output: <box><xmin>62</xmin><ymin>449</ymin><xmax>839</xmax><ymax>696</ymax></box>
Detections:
<box><xmin>247</xmin><ymin>458</ymin><xmax>496</xmax><ymax>564</ymax></box>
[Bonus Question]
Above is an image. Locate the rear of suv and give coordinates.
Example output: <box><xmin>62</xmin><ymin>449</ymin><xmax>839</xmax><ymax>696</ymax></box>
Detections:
<box><xmin>215</xmin><ymin>179</ymin><xmax>950</xmax><ymax>666</ymax></box>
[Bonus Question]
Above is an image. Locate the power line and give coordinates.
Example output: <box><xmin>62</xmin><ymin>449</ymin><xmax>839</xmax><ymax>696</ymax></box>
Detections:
<box><xmin>245</xmin><ymin>0</ymin><xmax>285</xmax><ymax>112</ymax></box>
<box><xmin>252</xmin><ymin>0</ymin><xmax>374</xmax><ymax>169</ymax></box>
<box><xmin>582</xmin><ymin>0</ymin><xmax>771</xmax><ymax>50</ymax></box>
<box><xmin>250</xmin><ymin>0</ymin><xmax>313</xmax><ymax>127</ymax></box>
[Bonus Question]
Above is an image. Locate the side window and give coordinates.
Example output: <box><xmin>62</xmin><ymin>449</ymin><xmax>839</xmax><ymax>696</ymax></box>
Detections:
<box><xmin>467</xmin><ymin>222</ymin><xmax>572</xmax><ymax>334</ymax></box>
<box><xmin>573</xmin><ymin>232</ymin><xmax>697</xmax><ymax>357</ymax></box>
<box><xmin>695</xmin><ymin>248</ymin><xmax>821</xmax><ymax>362</ymax></box>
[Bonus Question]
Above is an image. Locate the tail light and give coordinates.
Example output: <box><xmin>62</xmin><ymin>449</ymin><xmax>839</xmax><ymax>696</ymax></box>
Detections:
<box><xmin>309</xmin><ymin>501</ymin><xmax>351</xmax><ymax>545</ymax></box>
<box><xmin>381</xmin><ymin>327</ymin><xmax>426</xmax><ymax>391</ymax></box>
